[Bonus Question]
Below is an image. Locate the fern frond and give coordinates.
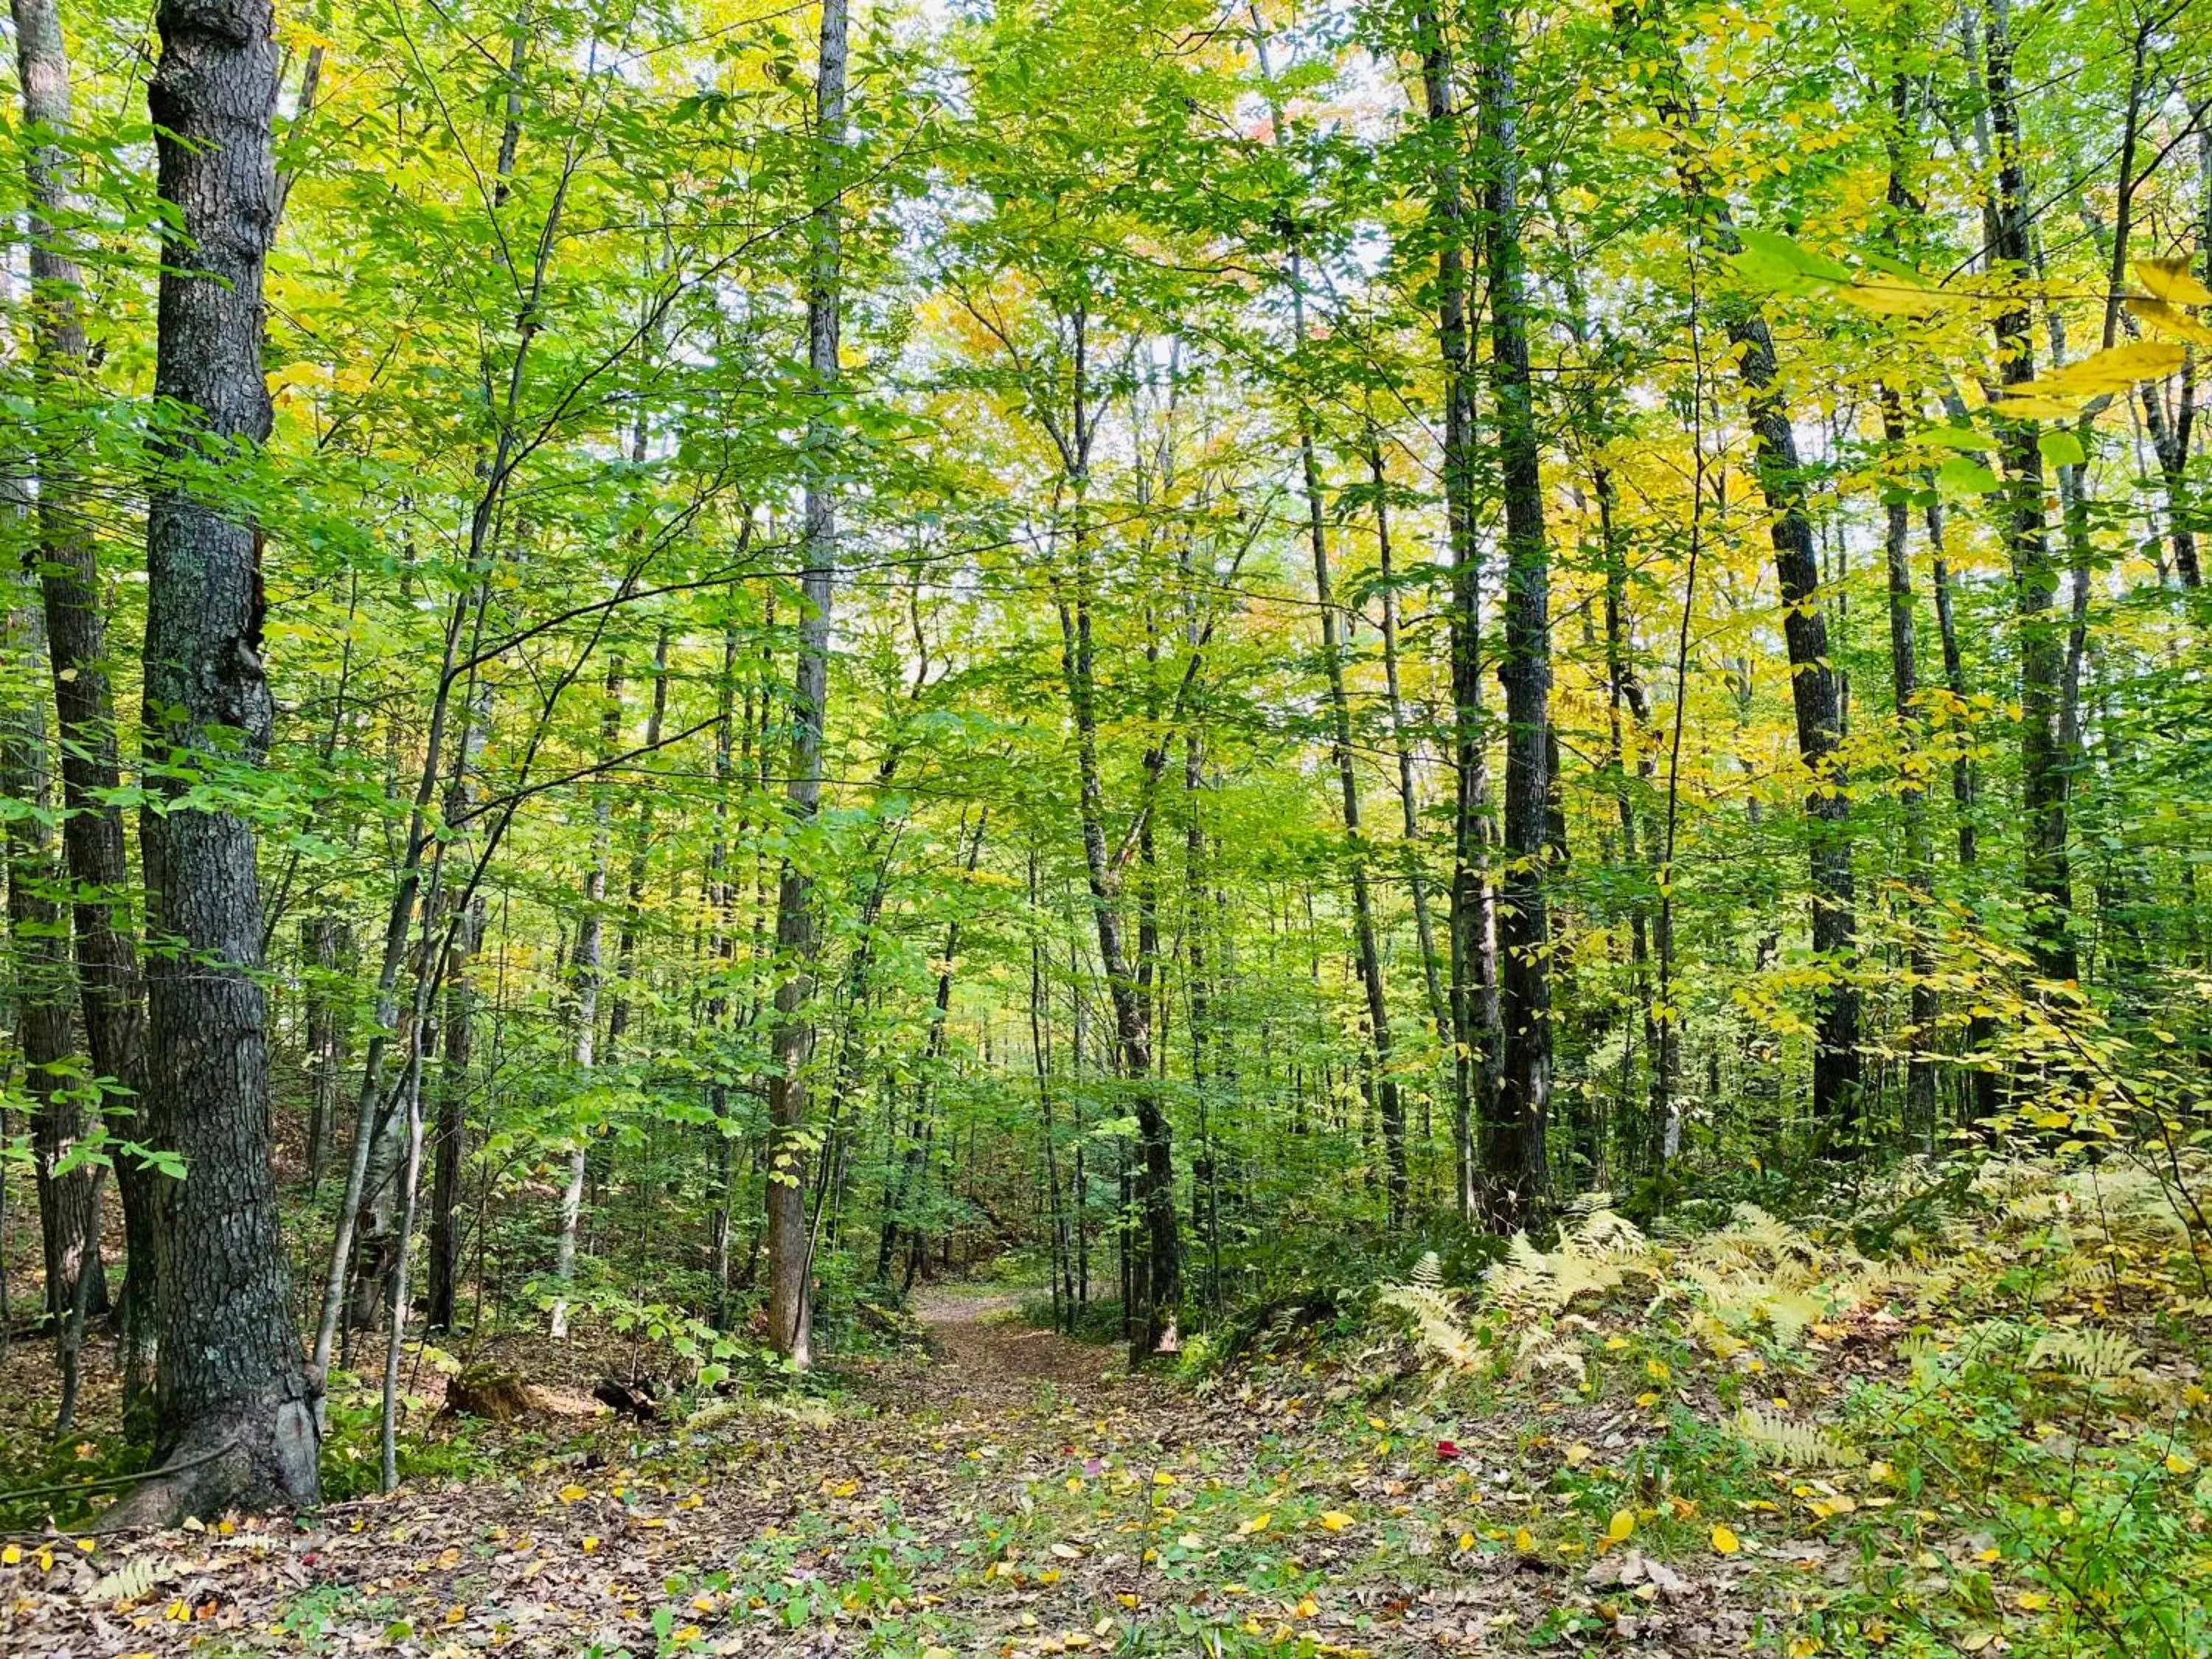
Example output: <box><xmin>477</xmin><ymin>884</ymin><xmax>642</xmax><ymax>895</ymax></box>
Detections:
<box><xmin>1733</xmin><ymin>1404</ymin><xmax>1861</xmax><ymax>1468</ymax></box>
<box><xmin>2026</xmin><ymin>1326</ymin><xmax>2146</xmax><ymax>1382</ymax></box>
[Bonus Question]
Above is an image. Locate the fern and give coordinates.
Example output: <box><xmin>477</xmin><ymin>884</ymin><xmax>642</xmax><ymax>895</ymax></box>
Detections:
<box><xmin>1733</xmin><ymin>1404</ymin><xmax>1862</xmax><ymax>1469</ymax></box>
<box><xmin>1376</xmin><ymin>1283</ymin><xmax>1481</xmax><ymax>1371</ymax></box>
<box><xmin>91</xmin><ymin>1554</ymin><xmax>167</xmax><ymax>1604</ymax></box>
<box><xmin>1408</xmin><ymin>1250</ymin><xmax>1444</xmax><ymax>1290</ymax></box>
<box><xmin>2026</xmin><ymin>1326</ymin><xmax>2146</xmax><ymax>1382</ymax></box>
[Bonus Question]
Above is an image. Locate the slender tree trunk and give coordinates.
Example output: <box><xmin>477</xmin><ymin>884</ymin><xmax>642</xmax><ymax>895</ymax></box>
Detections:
<box><xmin>1626</xmin><ymin>3</ymin><xmax>1862</xmax><ymax>1139</ymax></box>
<box><xmin>1414</xmin><ymin>4</ymin><xmax>1495</xmax><ymax>1223</ymax></box>
<box><xmin>111</xmin><ymin>0</ymin><xmax>319</xmax><ymax>1525</ymax></box>
<box><xmin>1368</xmin><ymin>442</ymin><xmax>1452</xmax><ymax>1054</ymax></box>
<box><xmin>764</xmin><ymin>0</ymin><xmax>849</xmax><ymax>1370</ymax></box>
<box><xmin>1982</xmin><ymin>0</ymin><xmax>2076</xmax><ymax>984</ymax></box>
<box><xmin>10</xmin><ymin>0</ymin><xmax>159</xmax><ymax>1422</ymax></box>
<box><xmin>1879</xmin><ymin>72</ymin><xmax>1938</xmax><ymax>1146</ymax></box>
<box><xmin>0</xmin><ymin>574</ymin><xmax>103</xmax><ymax>1324</ymax></box>
<box><xmin>549</xmin><ymin>661</ymin><xmax>622</xmax><ymax>1337</ymax></box>
<box><xmin>1292</xmin><ymin>319</ymin><xmax>1405</xmax><ymax>1227</ymax></box>
<box><xmin>1477</xmin><ymin>0</ymin><xmax>1552</xmax><ymax>1220</ymax></box>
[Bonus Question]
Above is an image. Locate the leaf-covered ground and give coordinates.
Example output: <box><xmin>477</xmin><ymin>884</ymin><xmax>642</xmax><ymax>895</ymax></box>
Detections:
<box><xmin>0</xmin><ymin>1286</ymin><xmax>1871</xmax><ymax>1658</ymax></box>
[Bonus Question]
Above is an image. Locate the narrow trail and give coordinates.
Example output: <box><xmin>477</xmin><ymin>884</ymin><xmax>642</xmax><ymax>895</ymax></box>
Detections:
<box><xmin>907</xmin><ymin>1287</ymin><xmax>1131</xmax><ymax>1405</ymax></box>
<box><xmin>6</xmin><ymin>1292</ymin><xmax>1748</xmax><ymax>1655</ymax></box>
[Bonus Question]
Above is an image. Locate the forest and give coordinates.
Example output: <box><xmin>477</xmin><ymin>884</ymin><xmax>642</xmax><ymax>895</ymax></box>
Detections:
<box><xmin>1</xmin><ymin>0</ymin><xmax>2209</xmax><ymax>1651</ymax></box>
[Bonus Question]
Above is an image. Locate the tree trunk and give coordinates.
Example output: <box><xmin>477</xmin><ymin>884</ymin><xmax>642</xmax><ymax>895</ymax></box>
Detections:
<box><xmin>1983</xmin><ymin>0</ymin><xmax>2076</xmax><ymax>985</ymax></box>
<box><xmin>0</xmin><ymin>572</ymin><xmax>104</xmax><ymax>1324</ymax></box>
<box><xmin>1477</xmin><ymin>0</ymin><xmax>1552</xmax><ymax>1220</ymax></box>
<box><xmin>10</xmin><ymin>0</ymin><xmax>159</xmax><ymax>1422</ymax></box>
<box><xmin>111</xmin><ymin>0</ymin><xmax>319</xmax><ymax>1525</ymax></box>
<box><xmin>1624</xmin><ymin>4</ymin><xmax>1863</xmax><ymax>1140</ymax></box>
<box><xmin>765</xmin><ymin>0</ymin><xmax>849</xmax><ymax>1370</ymax></box>
<box><xmin>549</xmin><ymin>661</ymin><xmax>622</xmax><ymax>1338</ymax></box>
<box><xmin>1414</xmin><ymin>4</ymin><xmax>1496</xmax><ymax>1223</ymax></box>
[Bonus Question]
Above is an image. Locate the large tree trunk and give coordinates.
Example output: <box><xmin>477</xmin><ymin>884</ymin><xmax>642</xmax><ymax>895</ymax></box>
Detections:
<box><xmin>1477</xmin><ymin>0</ymin><xmax>1552</xmax><ymax>1220</ymax></box>
<box><xmin>764</xmin><ymin>0</ymin><xmax>849</xmax><ymax>1370</ymax></box>
<box><xmin>110</xmin><ymin>0</ymin><xmax>319</xmax><ymax>1526</ymax></box>
<box><xmin>10</xmin><ymin>0</ymin><xmax>159</xmax><ymax>1423</ymax></box>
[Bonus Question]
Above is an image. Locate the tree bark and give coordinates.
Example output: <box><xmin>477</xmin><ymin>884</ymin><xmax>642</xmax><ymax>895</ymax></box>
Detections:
<box><xmin>0</xmin><ymin>570</ymin><xmax>104</xmax><ymax>1324</ymax></box>
<box><xmin>111</xmin><ymin>0</ymin><xmax>319</xmax><ymax>1525</ymax></box>
<box><xmin>1477</xmin><ymin>0</ymin><xmax>1552</xmax><ymax>1220</ymax></box>
<box><xmin>1982</xmin><ymin>0</ymin><xmax>2076</xmax><ymax>985</ymax></box>
<box><xmin>1624</xmin><ymin>0</ymin><xmax>1863</xmax><ymax>1138</ymax></box>
<box><xmin>1414</xmin><ymin>3</ymin><xmax>1497</xmax><ymax>1223</ymax></box>
<box><xmin>10</xmin><ymin>0</ymin><xmax>159</xmax><ymax>1419</ymax></box>
<box><xmin>765</xmin><ymin>0</ymin><xmax>849</xmax><ymax>1370</ymax></box>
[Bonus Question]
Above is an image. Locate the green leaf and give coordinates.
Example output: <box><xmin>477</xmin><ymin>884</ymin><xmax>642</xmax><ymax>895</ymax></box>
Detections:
<box><xmin>2037</xmin><ymin>428</ymin><xmax>2087</xmax><ymax>468</ymax></box>
<box><xmin>1935</xmin><ymin>456</ymin><xmax>2000</xmax><ymax>497</ymax></box>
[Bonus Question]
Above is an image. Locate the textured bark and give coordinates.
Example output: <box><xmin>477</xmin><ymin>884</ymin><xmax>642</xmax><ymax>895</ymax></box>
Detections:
<box><xmin>1879</xmin><ymin>80</ymin><xmax>1937</xmax><ymax>1144</ymax></box>
<box><xmin>1983</xmin><ymin>0</ymin><xmax>2076</xmax><ymax>984</ymax></box>
<box><xmin>111</xmin><ymin>0</ymin><xmax>318</xmax><ymax>1526</ymax></box>
<box><xmin>423</xmin><ymin>894</ymin><xmax>478</xmax><ymax>1334</ymax></box>
<box><xmin>1477</xmin><ymin>0</ymin><xmax>1552</xmax><ymax>1221</ymax></box>
<box><xmin>0</xmin><ymin>574</ymin><xmax>104</xmax><ymax>1324</ymax></box>
<box><xmin>763</xmin><ymin>0</ymin><xmax>848</xmax><ymax>1370</ymax></box>
<box><xmin>1729</xmin><ymin>305</ymin><xmax>1863</xmax><ymax>1135</ymax></box>
<box><xmin>1415</xmin><ymin>4</ymin><xmax>1496</xmax><ymax>1222</ymax></box>
<box><xmin>11</xmin><ymin>0</ymin><xmax>159</xmax><ymax>1413</ymax></box>
<box><xmin>1880</xmin><ymin>389</ymin><xmax>1940</xmax><ymax>1144</ymax></box>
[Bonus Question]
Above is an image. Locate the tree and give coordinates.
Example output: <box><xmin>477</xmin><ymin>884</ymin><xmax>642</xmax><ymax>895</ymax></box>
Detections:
<box><xmin>108</xmin><ymin>0</ymin><xmax>319</xmax><ymax>1526</ymax></box>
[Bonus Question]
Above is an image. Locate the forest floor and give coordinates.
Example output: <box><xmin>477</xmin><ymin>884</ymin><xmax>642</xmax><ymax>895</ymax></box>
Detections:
<box><xmin>4</xmin><ymin>1287</ymin><xmax>1834</xmax><ymax>1658</ymax></box>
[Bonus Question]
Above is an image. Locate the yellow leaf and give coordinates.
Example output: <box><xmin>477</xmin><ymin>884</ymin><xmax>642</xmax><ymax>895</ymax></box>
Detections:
<box><xmin>1513</xmin><ymin>1527</ymin><xmax>1535</xmax><ymax>1552</ymax></box>
<box><xmin>557</xmin><ymin>1484</ymin><xmax>587</xmax><ymax>1503</ymax></box>
<box><xmin>580</xmin><ymin>1537</ymin><xmax>599</xmax><ymax>1554</ymax></box>
<box><xmin>1606</xmin><ymin>1510</ymin><xmax>1635</xmax><ymax>1544</ymax></box>
<box><xmin>2136</xmin><ymin>255</ymin><xmax>2212</xmax><ymax>307</ymax></box>
<box><xmin>1565</xmin><ymin>1442</ymin><xmax>1591</xmax><ymax>1466</ymax></box>
<box><xmin>1604</xmin><ymin>1335</ymin><xmax>1630</xmax><ymax>1351</ymax></box>
<box><xmin>2011</xmin><ymin>340</ymin><xmax>2184</xmax><ymax>397</ymax></box>
<box><xmin>1366</xmin><ymin>1416</ymin><xmax>1388</xmax><ymax>1431</ymax></box>
<box><xmin>2165</xmin><ymin>1452</ymin><xmax>2196</xmax><ymax>1475</ymax></box>
<box><xmin>1835</xmin><ymin>270</ymin><xmax>1949</xmax><ymax>316</ymax></box>
<box><xmin>0</xmin><ymin>1545</ymin><xmax>18</xmax><ymax>1566</ymax></box>
<box><xmin>1318</xmin><ymin>1511</ymin><xmax>1354</xmax><ymax>1532</ymax></box>
<box><xmin>2017</xmin><ymin>1591</ymin><xmax>2051</xmax><ymax>1612</ymax></box>
<box><xmin>1711</xmin><ymin>1524</ymin><xmax>1742</xmax><ymax>1554</ymax></box>
<box><xmin>2127</xmin><ymin>298</ymin><xmax>2212</xmax><ymax>346</ymax></box>
<box><xmin>1458</xmin><ymin>1531</ymin><xmax>1475</xmax><ymax>1551</ymax></box>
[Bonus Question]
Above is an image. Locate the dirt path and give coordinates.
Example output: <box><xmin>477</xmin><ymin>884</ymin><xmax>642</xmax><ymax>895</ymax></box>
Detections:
<box><xmin>908</xmin><ymin>1286</ymin><xmax>1128</xmax><ymax>1402</ymax></box>
<box><xmin>3</xmin><ymin>1291</ymin><xmax>1751</xmax><ymax>1655</ymax></box>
